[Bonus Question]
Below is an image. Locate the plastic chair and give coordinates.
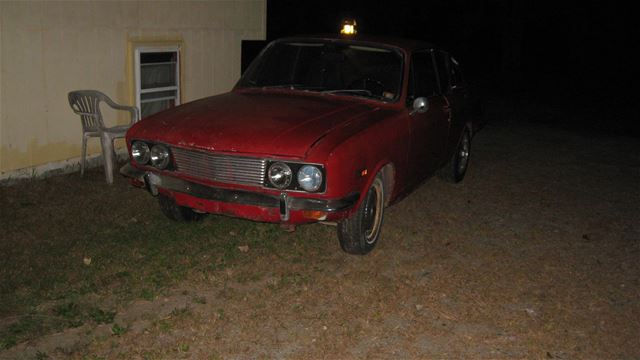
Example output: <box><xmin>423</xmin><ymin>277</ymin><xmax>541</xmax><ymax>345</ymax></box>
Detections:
<box><xmin>68</xmin><ymin>90</ymin><xmax>139</xmax><ymax>184</ymax></box>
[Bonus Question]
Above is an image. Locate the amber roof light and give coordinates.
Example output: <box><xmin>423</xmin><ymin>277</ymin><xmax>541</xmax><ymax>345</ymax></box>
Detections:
<box><xmin>340</xmin><ymin>19</ymin><xmax>357</xmax><ymax>35</ymax></box>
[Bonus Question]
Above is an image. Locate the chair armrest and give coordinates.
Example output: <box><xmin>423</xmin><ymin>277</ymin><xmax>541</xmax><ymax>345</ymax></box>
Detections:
<box><xmin>103</xmin><ymin>97</ymin><xmax>140</xmax><ymax>124</ymax></box>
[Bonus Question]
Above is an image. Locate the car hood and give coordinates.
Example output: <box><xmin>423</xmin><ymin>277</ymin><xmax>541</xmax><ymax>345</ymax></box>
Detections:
<box><xmin>128</xmin><ymin>90</ymin><xmax>375</xmax><ymax>158</ymax></box>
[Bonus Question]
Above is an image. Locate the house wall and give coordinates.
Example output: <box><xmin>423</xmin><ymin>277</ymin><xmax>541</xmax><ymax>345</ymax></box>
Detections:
<box><xmin>0</xmin><ymin>0</ymin><xmax>266</xmax><ymax>179</ymax></box>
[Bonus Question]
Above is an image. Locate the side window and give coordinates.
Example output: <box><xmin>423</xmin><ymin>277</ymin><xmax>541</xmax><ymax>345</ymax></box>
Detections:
<box><xmin>450</xmin><ymin>57</ymin><xmax>465</xmax><ymax>88</ymax></box>
<box><xmin>434</xmin><ymin>50</ymin><xmax>451</xmax><ymax>93</ymax></box>
<box><xmin>408</xmin><ymin>50</ymin><xmax>439</xmax><ymax>103</ymax></box>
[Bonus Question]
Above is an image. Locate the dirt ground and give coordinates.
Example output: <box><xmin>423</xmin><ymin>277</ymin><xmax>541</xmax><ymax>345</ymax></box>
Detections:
<box><xmin>2</xmin><ymin>118</ymin><xmax>639</xmax><ymax>359</ymax></box>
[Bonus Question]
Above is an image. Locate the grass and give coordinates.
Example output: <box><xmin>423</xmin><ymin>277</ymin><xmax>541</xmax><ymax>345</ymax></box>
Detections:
<box><xmin>0</xmin><ymin>303</ymin><xmax>118</xmax><ymax>349</ymax></box>
<box><xmin>0</xmin><ymin>315</ymin><xmax>44</xmax><ymax>349</ymax></box>
<box><xmin>0</xmin><ymin>166</ymin><xmax>333</xmax><ymax>349</ymax></box>
<box><xmin>110</xmin><ymin>323</ymin><xmax>127</xmax><ymax>336</ymax></box>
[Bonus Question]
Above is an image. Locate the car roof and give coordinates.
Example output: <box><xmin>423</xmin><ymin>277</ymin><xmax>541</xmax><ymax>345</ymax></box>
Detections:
<box><xmin>275</xmin><ymin>34</ymin><xmax>439</xmax><ymax>53</ymax></box>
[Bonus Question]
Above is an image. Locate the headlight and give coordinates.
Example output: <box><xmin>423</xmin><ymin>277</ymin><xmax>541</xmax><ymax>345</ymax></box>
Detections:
<box><xmin>150</xmin><ymin>144</ymin><xmax>170</xmax><ymax>169</ymax></box>
<box><xmin>268</xmin><ymin>162</ymin><xmax>292</xmax><ymax>189</ymax></box>
<box><xmin>297</xmin><ymin>165</ymin><xmax>323</xmax><ymax>192</ymax></box>
<box><xmin>131</xmin><ymin>141</ymin><xmax>150</xmax><ymax>165</ymax></box>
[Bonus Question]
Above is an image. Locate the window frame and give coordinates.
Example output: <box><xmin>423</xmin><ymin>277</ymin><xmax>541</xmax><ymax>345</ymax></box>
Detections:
<box><xmin>134</xmin><ymin>46</ymin><xmax>181</xmax><ymax>119</ymax></box>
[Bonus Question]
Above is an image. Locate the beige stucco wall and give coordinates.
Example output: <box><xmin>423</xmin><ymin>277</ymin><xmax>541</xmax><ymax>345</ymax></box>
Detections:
<box><xmin>0</xmin><ymin>0</ymin><xmax>266</xmax><ymax>178</ymax></box>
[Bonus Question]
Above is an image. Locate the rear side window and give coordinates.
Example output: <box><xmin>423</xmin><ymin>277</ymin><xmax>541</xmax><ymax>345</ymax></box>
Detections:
<box><xmin>450</xmin><ymin>57</ymin><xmax>465</xmax><ymax>88</ymax></box>
<box><xmin>408</xmin><ymin>50</ymin><xmax>439</xmax><ymax>101</ymax></box>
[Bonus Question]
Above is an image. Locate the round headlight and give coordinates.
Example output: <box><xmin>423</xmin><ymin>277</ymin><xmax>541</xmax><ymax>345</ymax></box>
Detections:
<box><xmin>131</xmin><ymin>141</ymin><xmax>150</xmax><ymax>165</ymax></box>
<box><xmin>150</xmin><ymin>144</ymin><xmax>170</xmax><ymax>169</ymax></box>
<box><xmin>297</xmin><ymin>165</ymin><xmax>323</xmax><ymax>192</ymax></box>
<box><xmin>268</xmin><ymin>162</ymin><xmax>292</xmax><ymax>189</ymax></box>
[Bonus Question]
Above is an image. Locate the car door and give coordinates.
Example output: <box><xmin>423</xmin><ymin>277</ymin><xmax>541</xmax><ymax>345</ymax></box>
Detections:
<box><xmin>435</xmin><ymin>51</ymin><xmax>468</xmax><ymax>160</ymax></box>
<box><xmin>406</xmin><ymin>49</ymin><xmax>450</xmax><ymax>184</ymax></box>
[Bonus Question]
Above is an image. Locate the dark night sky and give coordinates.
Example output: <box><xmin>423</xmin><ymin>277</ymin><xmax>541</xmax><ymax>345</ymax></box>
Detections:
<box><xmin>266</xmin><ymin>1</ymin><xmax>632</xmax><ymax>90</ymax></box>
<box><xmin>257</xmin><ymin>0</ymin><xmax>636</xmax><ymax>135</ymax></box>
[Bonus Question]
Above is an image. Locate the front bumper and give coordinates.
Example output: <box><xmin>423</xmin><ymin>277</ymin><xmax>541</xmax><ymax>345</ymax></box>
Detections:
<box><xmin>120</xmin><ymin>163</ymin><xmax>358</xmax><ymax>222</ymax></box>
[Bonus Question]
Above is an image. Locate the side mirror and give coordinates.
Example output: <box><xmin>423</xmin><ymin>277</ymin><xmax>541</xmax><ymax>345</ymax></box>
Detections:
<box><xmin>410</xmin><ymin>97</ymin><xmax>429</xmax><ymax>115</ymax></box>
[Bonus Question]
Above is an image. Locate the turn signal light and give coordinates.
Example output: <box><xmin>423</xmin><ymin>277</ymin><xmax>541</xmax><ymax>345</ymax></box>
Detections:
<box><xmin>302</xmin><ymin>210</ymin><xmax>327</xmax><ymax>220</ymax></box>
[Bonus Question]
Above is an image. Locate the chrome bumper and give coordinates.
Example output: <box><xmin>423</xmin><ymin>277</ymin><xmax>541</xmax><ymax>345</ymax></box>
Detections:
<box><xmin>120</xmin><ymin>163</ymin><xmax>358</xmax><ymax>220</ymax></box>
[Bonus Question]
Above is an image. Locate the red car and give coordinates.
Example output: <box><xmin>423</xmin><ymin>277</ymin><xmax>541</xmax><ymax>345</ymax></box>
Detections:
<box><xmin>121</xmin><ymin>35</ymin><xmax>477</xmax><ymax>254</ymax></box>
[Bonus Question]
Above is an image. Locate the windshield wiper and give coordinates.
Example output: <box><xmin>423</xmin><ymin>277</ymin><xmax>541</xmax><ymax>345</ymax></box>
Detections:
<box><xmin>260</xmin><ymin>84</ymin><xmax>307</xmax><ymax>90</ymax></box>
<box><xmin>322</xmin><ymin>89</ymin><xmax>384</xmax><ymax>100</ymax></box>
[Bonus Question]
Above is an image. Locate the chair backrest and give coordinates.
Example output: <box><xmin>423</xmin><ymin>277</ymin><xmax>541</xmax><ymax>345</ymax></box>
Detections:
<box><xmin>68</xmin><ymin>90</ymin><xmax>111</xmax><ymax>132</ymax></box>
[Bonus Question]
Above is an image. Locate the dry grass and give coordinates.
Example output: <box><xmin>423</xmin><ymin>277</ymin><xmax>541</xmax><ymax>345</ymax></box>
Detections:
<box><xmin>1</xmin><ymin>116</ymin><xmax>639</xmax><ymax>358</ymax></box>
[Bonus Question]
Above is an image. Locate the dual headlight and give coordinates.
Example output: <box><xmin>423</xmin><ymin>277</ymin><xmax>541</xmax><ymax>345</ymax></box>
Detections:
<box><xmin>267</xmin><ymin>161</ymin><xmax>324</xmax><ymax>193</ymax></box>
<box><xmin>131</xmin><ymin>141</ymin><xmax>171</xmax><ymax>169</ymax></box>
<box><xmin>131</xmin><ymin>140</ymin><xmax>323</xmax><ymax>192</ymax></box>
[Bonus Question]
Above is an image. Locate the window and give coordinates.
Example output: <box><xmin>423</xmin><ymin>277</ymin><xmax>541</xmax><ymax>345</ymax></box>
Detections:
<box><xmin>434</xmin><ymin>50</ymin><xmax>451</xmax><ymax>93</ymax></box>
<box><xmin>450</xmin><ymin>57</ymin><xmax>465</xmax><ymax>88</ymax></box>
<box><xmin>238</xmin><ymin>41</ymin><xmax>403</xmax><ymax>101</ymax></box>
<box><xmin>135</xmin><ymin>47</ymin><xmax>181</xmax><ymax>119</ymax></box>
<box><xmin>407</xmin><ymin>50</ymin><xmax>439</xmax><ymax>103</ymax></box>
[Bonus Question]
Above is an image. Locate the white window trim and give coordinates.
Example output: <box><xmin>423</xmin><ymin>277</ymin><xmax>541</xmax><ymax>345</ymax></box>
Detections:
<box><xmin>134</xmin><ymin>46</ymin><xmax>181</xmax><ymax>118</ymax></box>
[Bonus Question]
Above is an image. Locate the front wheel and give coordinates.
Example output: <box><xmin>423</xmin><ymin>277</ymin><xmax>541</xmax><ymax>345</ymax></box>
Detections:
<box><xmin>337</xmin><ymin>174</ymin><xmax>385</xmax><ymax>255</ymax></box>
<box><xmin>158</xmin><ymin>193</ymin><xmax>205</xmax><ymax>222</ymax></box>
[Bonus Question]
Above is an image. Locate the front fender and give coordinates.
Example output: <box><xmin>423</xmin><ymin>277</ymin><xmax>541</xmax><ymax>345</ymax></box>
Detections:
<box><xmin>314</xmin><ymin>108</ymin><xmax>409</xmax><ymax>215</ymax></box>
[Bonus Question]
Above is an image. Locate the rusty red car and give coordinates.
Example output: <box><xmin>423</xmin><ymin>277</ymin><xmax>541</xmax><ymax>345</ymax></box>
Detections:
<box><xmin>121</xmin><ymin>35</ymin><xmax>478</xmax><ymax>254</ymax></box>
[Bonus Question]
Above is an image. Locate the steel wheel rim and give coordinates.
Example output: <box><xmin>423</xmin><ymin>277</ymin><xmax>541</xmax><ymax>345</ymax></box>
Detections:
<box><xmin>457</xmin><ymin>132</ymin><xmax>470</xmax><ymax>174</ymax></box>
<box><xmin>363</xmin><ymin>179</ymin><xmax>383</xmax><ymax>244</ymax></box>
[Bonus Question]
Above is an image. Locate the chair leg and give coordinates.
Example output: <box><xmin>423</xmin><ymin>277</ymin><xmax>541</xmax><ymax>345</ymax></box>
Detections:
<box><xmin>100</xmin><ymin>133</ymin><xmax>114</xmax><ymax>184</ymax></box>
<box><xmin>112</xmin><ymin>138</ymin><xmax>119</xmax><ymax>162</ymax></box>
<box><xmin>81</xmin><ymin>134</ymin><xmax>88</xmax><ymax>177</ymax></box>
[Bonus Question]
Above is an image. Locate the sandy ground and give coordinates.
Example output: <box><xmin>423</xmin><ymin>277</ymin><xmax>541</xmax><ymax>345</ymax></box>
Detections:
<box><xmin>3</xmin><ymin>119</ymin><xmax>639</xmax><ymax>359</ymax></box>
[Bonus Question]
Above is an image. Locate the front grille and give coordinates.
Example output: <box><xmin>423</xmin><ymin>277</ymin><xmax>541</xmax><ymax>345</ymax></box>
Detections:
<box><xmin>171</xmin><ymin>147</ymin><xmax>267</xmax><ymax>187</ymax></box>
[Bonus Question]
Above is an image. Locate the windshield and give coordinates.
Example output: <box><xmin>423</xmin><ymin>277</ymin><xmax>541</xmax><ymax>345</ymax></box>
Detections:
<box><xmin>237</xmin><ymin>41</ymin><xmax>403</xmax><ymax>101</ymax></box>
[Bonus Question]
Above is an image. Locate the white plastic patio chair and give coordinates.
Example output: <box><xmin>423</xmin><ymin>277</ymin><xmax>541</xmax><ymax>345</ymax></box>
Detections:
<box><xmin>68</xmin><ymin>90</ymin><xmax>139</xmax><ymax>184</ymax></box>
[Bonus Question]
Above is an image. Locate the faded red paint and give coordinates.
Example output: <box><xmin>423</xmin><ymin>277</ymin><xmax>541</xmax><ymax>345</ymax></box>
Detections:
<box><xmin>124</xmin><ymin>35</ymin><xmax>475</xmax><ymax>224</ymax></box>
<box><xmin>128</xmin><ymin>89</ymin><xmax>386</xmax><ymax>158</ymax></box>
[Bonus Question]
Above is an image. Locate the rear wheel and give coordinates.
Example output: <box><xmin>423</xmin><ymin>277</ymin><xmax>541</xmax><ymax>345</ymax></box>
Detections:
<box><xmin>338</xmin><ymin>174</ymin><xmax>385</xmax><ymax>255</ymax></box>
<box><xmin>158</xmin><ymin>193</ymin><xmax>204</xmax><ymax>222</ymax></box>
<box><xmin>439</xmin><ymin>127</ymin><xmax>471</xmax><ymax>183</ymax></box>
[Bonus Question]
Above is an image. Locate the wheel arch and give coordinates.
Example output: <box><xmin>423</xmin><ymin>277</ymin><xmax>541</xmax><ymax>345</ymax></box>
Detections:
<box><xmin>379</xmin><ymin>162</ymin><xmax>396</xmax><ymax>207</ymax></box>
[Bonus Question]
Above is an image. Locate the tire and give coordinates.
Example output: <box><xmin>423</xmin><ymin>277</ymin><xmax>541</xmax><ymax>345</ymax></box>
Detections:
<box><xmin>337</xmin><ymin>174</ymin><xmax>385</xmax><ymax>255</ymax></box>
<box><xmin>158</xmin><ymin>193</ymin><xmax>204</xmax><ymax>222</ymax></box>
<box><xmin>439</xmin><ymin>127</ymin><xmax>471</xmax><ymax>183</ymax></box>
